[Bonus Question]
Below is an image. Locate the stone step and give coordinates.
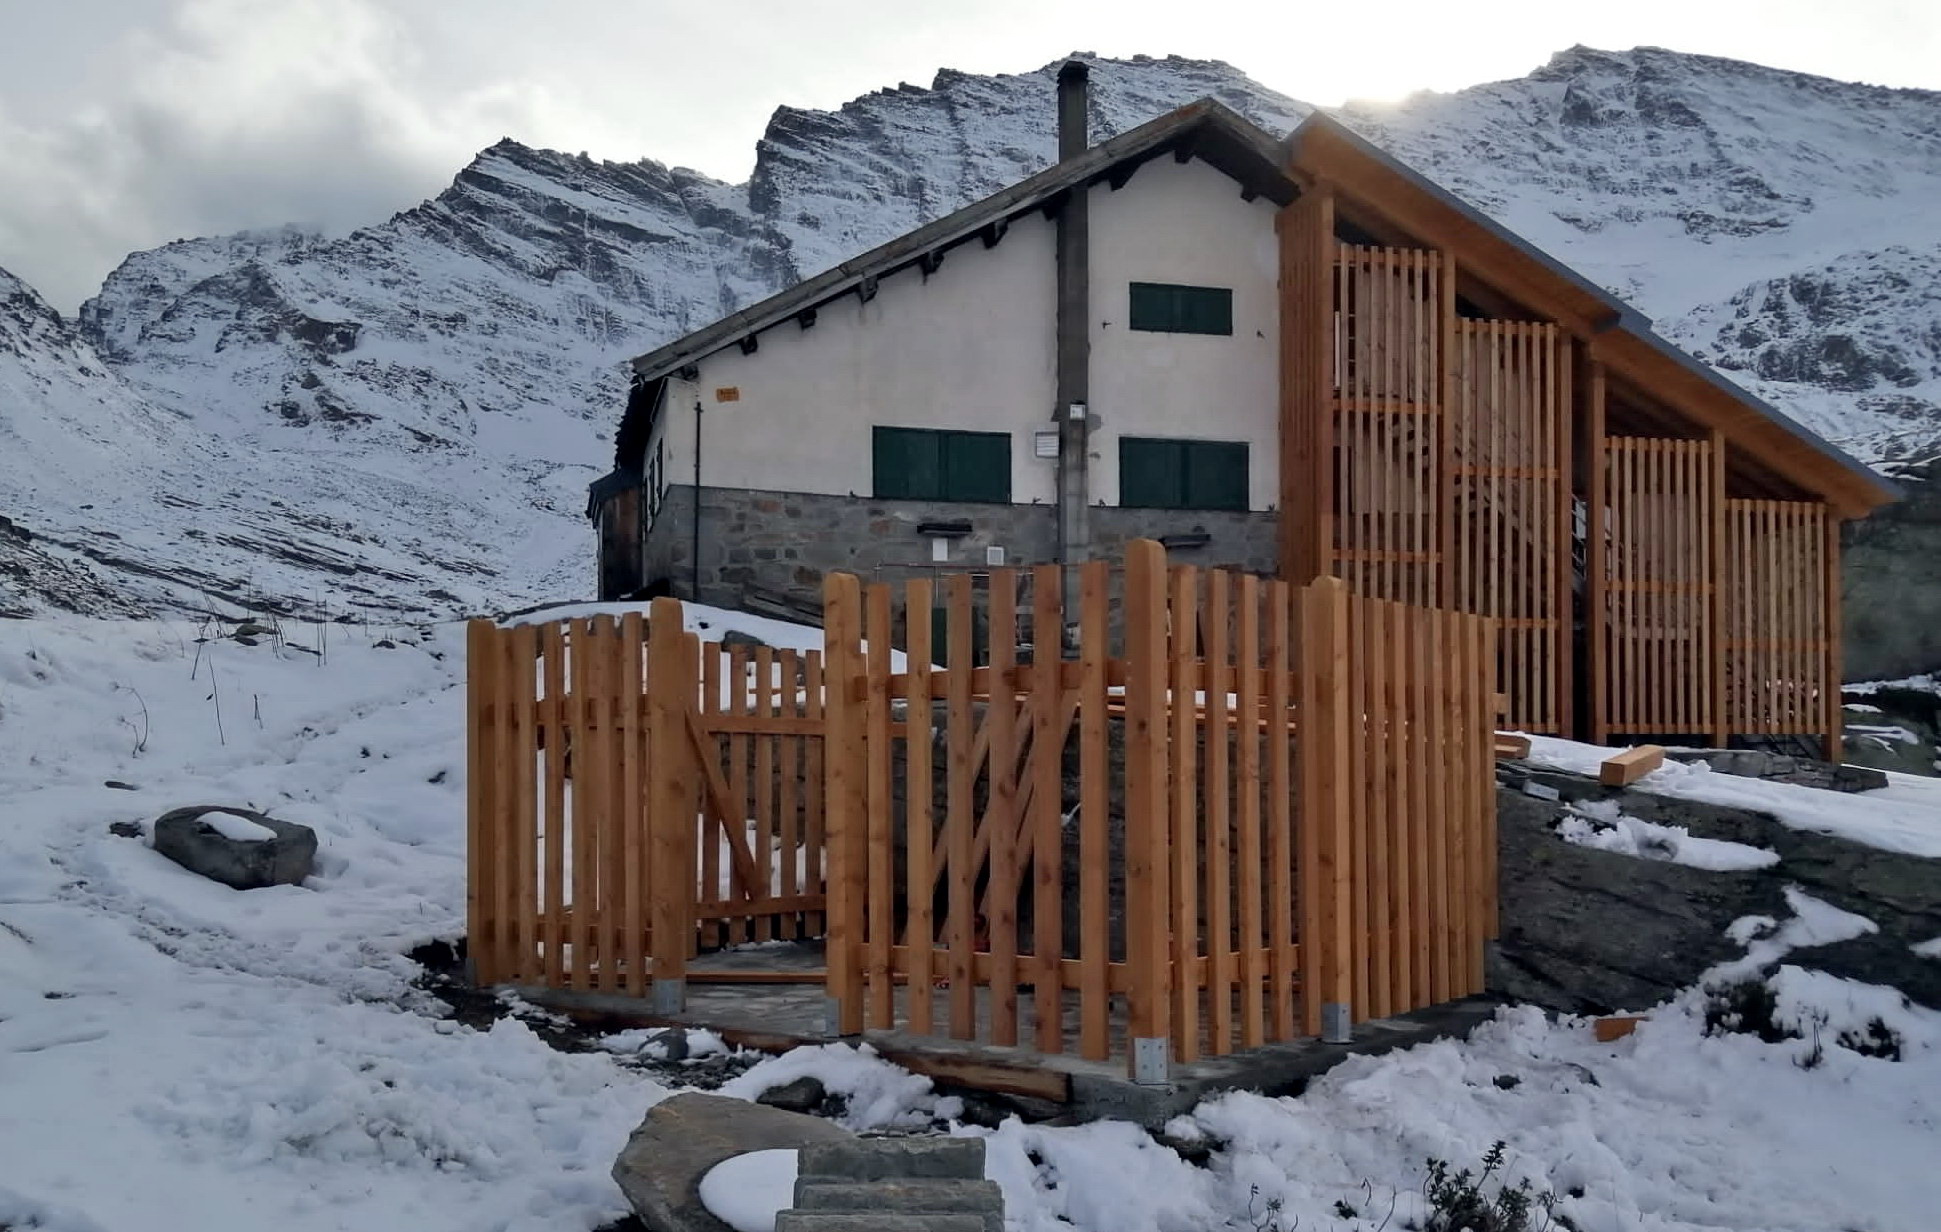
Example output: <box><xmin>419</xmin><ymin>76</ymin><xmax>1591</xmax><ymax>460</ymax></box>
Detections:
<box><xmin>796</xmin><ymin>1136</ymin><xmax>986</xmax><ymax>1182</ymax></box>
<box><xmin>775</xmin><ymin>1214</ymin><xmax>988</xmax><ymax>1232</ymax></box>
<box><xmin>793</xmin><ymin>1178</ymin><xmax>1002</xmax><ymax>1232</ymax></box>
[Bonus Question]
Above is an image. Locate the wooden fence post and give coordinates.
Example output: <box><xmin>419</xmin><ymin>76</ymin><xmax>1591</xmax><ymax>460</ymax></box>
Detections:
<box><xmin>1123</xmin><ymin>538</ymin><xmax>1172</xmax><ymax>1083</ymax></box>
<box><xmin>646</xmin><ymin>597</ymin><xmax>693</xmax><ymax>1014</ymax></box>
<box><xmin>466</xmin><ymin>619</ymin><xmax>496</xmax><ymax>986</ymax></box>
<box><xmin>823</xmin><ymin>572</ymin><xmax>867</xmax><ymax>1036</ymax></box>
<box><xmin>1298</xmin><ymin>576</ymin><xmax>1355</xmax><ymax>1042</ymax></box>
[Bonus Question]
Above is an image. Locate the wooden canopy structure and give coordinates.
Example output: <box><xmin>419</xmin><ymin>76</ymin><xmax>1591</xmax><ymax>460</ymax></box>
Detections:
<box><xmin>1276</xmin><ymin>115</ymin><xmax>1896</xmax><ymax>755</ymax></box>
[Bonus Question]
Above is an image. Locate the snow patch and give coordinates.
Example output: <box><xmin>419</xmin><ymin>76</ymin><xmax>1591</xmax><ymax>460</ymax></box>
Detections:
<box><xmin>1555</xmin><ymin>799</ymin><xmax>1779</xmax><ymax>870</ymax></box>
<box><xmin>717</xmin><ymin>1043</ymin><xmax>962</xmax><ymax>1131</ymax></box>
<box><xmin>198</xmin><ymin>809</ymin><xmax>277</xmax><ymax>842</ymax></box>
<box><xmin>699</xmin><ymin>1149</ymin><xmax>797</xmax><ymax>1232</ymax></box>
<box><xmin>1526</xmin><ymin>734</ymin><xmax>1941</xmax><ymax>858</ymax></box>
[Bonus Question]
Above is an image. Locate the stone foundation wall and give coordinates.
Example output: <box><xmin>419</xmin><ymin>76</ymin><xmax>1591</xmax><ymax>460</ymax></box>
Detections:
<box><xmin>643</xmin><ymin>483</ymin><xmax>1280</xmax><ymax>612</ymax></box>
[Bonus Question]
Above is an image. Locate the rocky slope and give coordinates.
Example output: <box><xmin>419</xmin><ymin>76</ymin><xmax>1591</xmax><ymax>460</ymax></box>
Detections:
<box><xmin>3</xmin><ymin>46</ymin><xmax>1938</xmax><ymax>626</ymax></box>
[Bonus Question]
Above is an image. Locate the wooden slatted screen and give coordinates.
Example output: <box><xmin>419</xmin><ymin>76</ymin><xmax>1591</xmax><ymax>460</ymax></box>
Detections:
<box><xmin>1725</xmin><ymin>499</ymin><xmax>1832</xmax><ymax>735</ymax></box>
<box><xmin>1600</xmin><ymin>437</ymin><xmax>1720</xmax><ymax>736</ymax></box>
<box><xmin>1331</xmin><ymin>243</ymin><xmax>1442</xmax><ymax>608</ymax></box>
<box><xmin>1450</xmin><ymin>320</ymin><xmax>1571</xmax><ymax>734</ymax></box>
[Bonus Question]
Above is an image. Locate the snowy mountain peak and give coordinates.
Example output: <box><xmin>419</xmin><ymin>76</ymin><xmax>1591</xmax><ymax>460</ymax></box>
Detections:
<box><xmin>4</xmin><ymin>47</ymin><xmax>1940</xmax><ymax>620</ymax></box>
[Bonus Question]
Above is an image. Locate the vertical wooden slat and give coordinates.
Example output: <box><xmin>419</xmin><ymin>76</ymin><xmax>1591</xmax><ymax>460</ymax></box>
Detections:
<box><xmin>699</xmin><ymin>644</ymin><xmax>722</xmax><ymax>947</ymax></box>
<box><xmin>1078</xmin><ymin>560</ymin><xmax>1111</xmax><ymax>1061</ymax></box>
<box><xmin>1364</xmin><ymin>596</ymin><xmax>1390</xmax><ymax>1022</ymax></box>
<box><xmin>904</xmin><ymin>579</ymin><xmax>935</xmax><ymax>1037</ymax></box>
<box><xmin>778</xmin><ymin>649</ymin><xmax>800</xmax><ymax>940</ymax></box>
<box><xmin>539</xmin><ymin>622</ymin><xmax>566</xmax><ymax>982</ymax></box>
<box><xmin>1298</xmin><ymin>576</ymin><xmax>1352</xmax><ymax>1036</ymax></box>
<box><xmin>945</xmin><ymin>573</ymin><xmax>976</xmax><ymax>1039</ymax></box>
<box><xmin>602</xmin><ymin>618</ymin><xmax>629</xmax><ymax>989</ymax></box>
<box><xmin>615</xmin><ymin>614</ymin><xmax>645</xmax><ymax>995</ymax></box>
<box><xmin>1266</xmin><ymin>580</ymin><xmax>1296</xmax><ymax>1040</ymax></box>
<box><xmin>752</xmin><ymin>646</ymin><xmax>775</xmax><ymax>942</ymax></box>
<box><xmin>803</xmin><ymin>650</ymin><xmax>825</xmax><ymax>935</ymax></box>
<box><xmin>645</xmin><ymin>603</ymin><xmax>691</xmax><ymax>1002</ymax></box>
<box><xmin>567</xmin><ymin>619</ymin><xmax>594</xmax><ymax>988</ymax></box>
<box><xmin>1825</xmin><ymin>509</ymin><xmax>1843</xmax><ymax>762</ymax></box>
<box><xmin>466</xmin><ymin>621</ymin><xmax>497</xmax><ymax>984</ymax></box>
<box><xmin>822</xmin><ymin>573</ymin><xmax>866</xmax><ymax>1035</ymax></box>
<box><xmin>1031</xmin><ymin>565</ymin><xmax>1066</xmax><ymax>1055</ymax></box>
<box><xmin>987</xmin><ymin>569</ymin><xmax>1021</xmax><ymax>1047</ymax></box>
<box><xmin>492</xmin><ymin>624</ymin><xmax>520</xmax><ymax>984</ymax></box>
<box><xmin>1405</xmin><ymin>603</ymin><xmax>1432</xmax><ymax>1008</ymax></box>
<box><xmin>725</xmin><ymin>643</ymin><xmax>749</xmax><ymax>944</ymax></box>
<box><xmin>1205</xmin><ymin>568</ymin><xmax>1233</xmax><ymax>1055</ymax></box>
<box><xmin>1124</xmin><ymin>540</ymin><xmax>1172</xmax><ymax>1069</ymax></box>
<box><xmin>864</xmin><ymin>585</ymin><xmax>895</xmax><ymax>1029</ymax></box>
<box><xmin>509</xmin><ymin>624</ymin><xmax>539</xmax><ymax>984</ymax></box>
<box><xmin>1169</xmin><ymin>565</ymin><xmax>1200</xmax><ymax>1061</ymax></box>
<box><xmin>1235</xmin><ymin>574</ymin><xmax>1265</xmax><ymax>1049</ymax></box>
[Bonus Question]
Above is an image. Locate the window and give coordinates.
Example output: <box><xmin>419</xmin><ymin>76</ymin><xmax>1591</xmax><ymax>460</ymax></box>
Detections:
<box><xmin>1120</xmin><ymin>437</ymin><xmax>1249</xmax><ymax>511</ymax></box>
<box><xmin>1128</xmin><ymin>282</ymin><xmax>1233</xmax><ymax>335</ymax></box>
<box><xmin>872</xmin><ymin>426</ymin><xmax>1011</xmax><ymax>503</ymax></box>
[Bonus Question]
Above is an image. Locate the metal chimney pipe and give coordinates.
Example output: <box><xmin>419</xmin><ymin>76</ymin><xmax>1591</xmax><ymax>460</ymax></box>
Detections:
<box><xmin>1053</xmin><ymin>60</ymin><xmax>1092</xmax><ymax>628</ymax></box>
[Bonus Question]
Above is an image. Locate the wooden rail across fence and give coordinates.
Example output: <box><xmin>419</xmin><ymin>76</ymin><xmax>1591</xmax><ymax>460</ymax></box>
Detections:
<box><xmin>467</xmin><ymin>540</ymin><xmax>1500</xmax><ymax>1080</ymax></box>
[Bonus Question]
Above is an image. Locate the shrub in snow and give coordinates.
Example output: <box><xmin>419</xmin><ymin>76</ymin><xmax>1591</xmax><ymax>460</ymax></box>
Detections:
<box><xmin>1419</xmin><ymin>1142</ymin><xmax>1577</xmax><ymax>1232</ymax></box>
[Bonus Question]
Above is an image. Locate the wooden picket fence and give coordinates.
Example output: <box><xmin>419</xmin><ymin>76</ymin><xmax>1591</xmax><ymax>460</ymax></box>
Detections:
<box><xmin>467</xmin><ymin>539</ymin><xmax>1500</xmax><ymax>1079</ymax></box>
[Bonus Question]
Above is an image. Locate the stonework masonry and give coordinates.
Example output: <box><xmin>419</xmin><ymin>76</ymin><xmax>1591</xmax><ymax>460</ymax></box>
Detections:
<box><xmin>643</xmin><ymin>483</ymin><xmax>1280</xmax><ymax>613</ymax></box>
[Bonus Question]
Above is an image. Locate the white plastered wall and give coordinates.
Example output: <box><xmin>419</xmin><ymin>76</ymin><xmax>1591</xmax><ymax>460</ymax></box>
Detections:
<box><xmin>654</xmin><ymin>153</ymin><xmax>1282</xmax><ymax>510</ymax></box>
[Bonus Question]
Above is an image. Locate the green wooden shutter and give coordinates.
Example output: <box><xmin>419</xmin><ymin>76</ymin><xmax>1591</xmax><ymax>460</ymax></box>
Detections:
<box><xmin>941</xmin><ymin>431</ymin><xmax>1010</xmax><ymax>503</ymax></box>
<box><xmin>1128</xmin><ymin>283</ymin><xmax>1232</xmax><ymax>335</ymax></box>
<box><xmin>873</xmin><ymin>426</ymin><xmax>941</xmax><ymax>499</ymax></box>
<box><xmin>1177</xmin><ymin>287</ymin><xmax>1233</xmax><ymax>336</ymax></box>
<box><xmin>1120</xmin><ymin>437</ymin><xmax>1184</xmax><ymax>508</ymax></box>
<box><xmin>1129</xmin><ymin>282</ymin><xmax>1173</xmax><ymax>332</ymax></box>
<box><xmin>1184</xmin><ymin>440</ymin><xmax>1249</xmax><ymax>511</ymax></box>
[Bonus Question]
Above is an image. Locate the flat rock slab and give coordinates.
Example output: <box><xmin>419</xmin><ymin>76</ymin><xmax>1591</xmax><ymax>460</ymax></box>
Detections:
<box><xmin>797</xmin><ymin>1137</ymin><xmax>984</xmax><ymax>1183</ymax></box>
<box><xmin>613</xmin><ymin>1093</ymin><xmax>852</xmax><ymax>1232</ymax></box>
<box><xmin>151</xmin><ymin>805</ymin><xmax>316</xmax><ymax>890</ymax></box>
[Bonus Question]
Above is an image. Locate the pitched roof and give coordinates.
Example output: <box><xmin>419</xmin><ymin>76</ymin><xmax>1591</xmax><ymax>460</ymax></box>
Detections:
<box><xmin>618</xmin><ymin>101</ymin><xmax>1896</xmax><ymax>515</ymax></box>
<box><xmin>626</xmin><ymin>100</ymin><xmax>1293</xmax><ymax>384</ymax></box>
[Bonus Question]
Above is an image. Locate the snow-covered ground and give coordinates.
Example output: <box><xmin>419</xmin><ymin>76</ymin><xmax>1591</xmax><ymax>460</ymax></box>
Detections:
<box><xmin>5</xmin><ymin>616</ymin><xmax>1940</xmax><ymax>1232</ymax></box>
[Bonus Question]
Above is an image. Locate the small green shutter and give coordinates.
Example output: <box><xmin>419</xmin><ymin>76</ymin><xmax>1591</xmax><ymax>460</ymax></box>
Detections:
<box><xmin>1120</xmin><ymin>437</ymin><xmax>1183</xmax><ymax>508</ymax></box>
<box><xmin>942</xmin><ymin>431</ymin><xmax>1011</xmax><ymax>503</ymax></box>
<box><xmin>1184</xmin><ymin>440</ymin><xmax>1249</xmax><ymax>511</ymax></box>
<box><xmin>873</xmin><ymin>426</ymin><xmax>941</xmax><ymax>500</ymax></box>
<box><xmin>1128</xmin><ymin>283</ymin><xmax>1232</xmax><ymax>335</ymax></box>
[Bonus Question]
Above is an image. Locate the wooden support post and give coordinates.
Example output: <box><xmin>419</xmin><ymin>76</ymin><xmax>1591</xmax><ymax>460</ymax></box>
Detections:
<box><xmin>646</xmin><ymin>598</ymin><xmax>693</xmax><ymax>1014</ymax></box>
<box><xmin>1585</xmin><ymin>362</ymin><xmax>1609</xmax><ymax>743</ymax></box>
<box><xmin>1298</xmin><ymin>576</ymin><xmax>1354</xmax><ymax>1042</ymax></box>
<box><xmin>1708</xmin><ymin>430</ymin><xmax>1729</xmax><ymax>747</ymax></box>
<box><xmin>465</xmin><ymin>620</ymin><xmax>495</xmax><ymax>986</ymax></box>
<box><xmin>1123</xmin><ymin>539</ymin><xmax>1172</xmax><ymax>1082</ymax></box>
<box><xmin>822</xmin><ymin>573</ymin><xmax>867</xmax><ymax>1035</ymax></box>
<box><xmin>1825</xmin><ymin>512</ymin><xmax>1844</xmax><ymax>764</ymax></box>
<box><xmin>1276</xmin><ymin>187</ymin><xmax>1335</xmax><ymax>585</ymax></box>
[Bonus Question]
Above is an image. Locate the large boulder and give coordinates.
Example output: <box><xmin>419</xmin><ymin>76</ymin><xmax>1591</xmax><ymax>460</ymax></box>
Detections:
<box><xmin>151</xmin><ymin>805</ymin><xmax>316</xmax><ymax>890</ymax></box>
<box><xmin>612</xmin><ymin>1093</ymin><xmax>853</xmax><ymax>1232</ymax></box>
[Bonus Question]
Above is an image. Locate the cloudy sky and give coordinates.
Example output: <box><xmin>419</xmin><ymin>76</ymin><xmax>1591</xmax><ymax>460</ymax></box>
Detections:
<box><xmin>2</xmin><ymin>0</ymin><xmax>1936</xmax><ymax>312</ymax></box>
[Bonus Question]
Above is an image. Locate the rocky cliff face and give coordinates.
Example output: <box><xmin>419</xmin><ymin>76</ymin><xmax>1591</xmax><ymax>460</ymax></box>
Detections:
<box><xmin>3</xmin><ymin>47</ymin><xmax>1939</xmax><ymax>640</ymax></box>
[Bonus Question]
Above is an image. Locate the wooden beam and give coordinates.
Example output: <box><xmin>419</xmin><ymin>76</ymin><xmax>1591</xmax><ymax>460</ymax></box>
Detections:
<box><xmin>1493</xmin><ymin>732</ymin><xmax>1532</xmax><ymax>760</ymax></box>
<box><xmin>1598</xmin><ymin>744</ymin><xmax>1664</xmax><ymax>787</ymax></box>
